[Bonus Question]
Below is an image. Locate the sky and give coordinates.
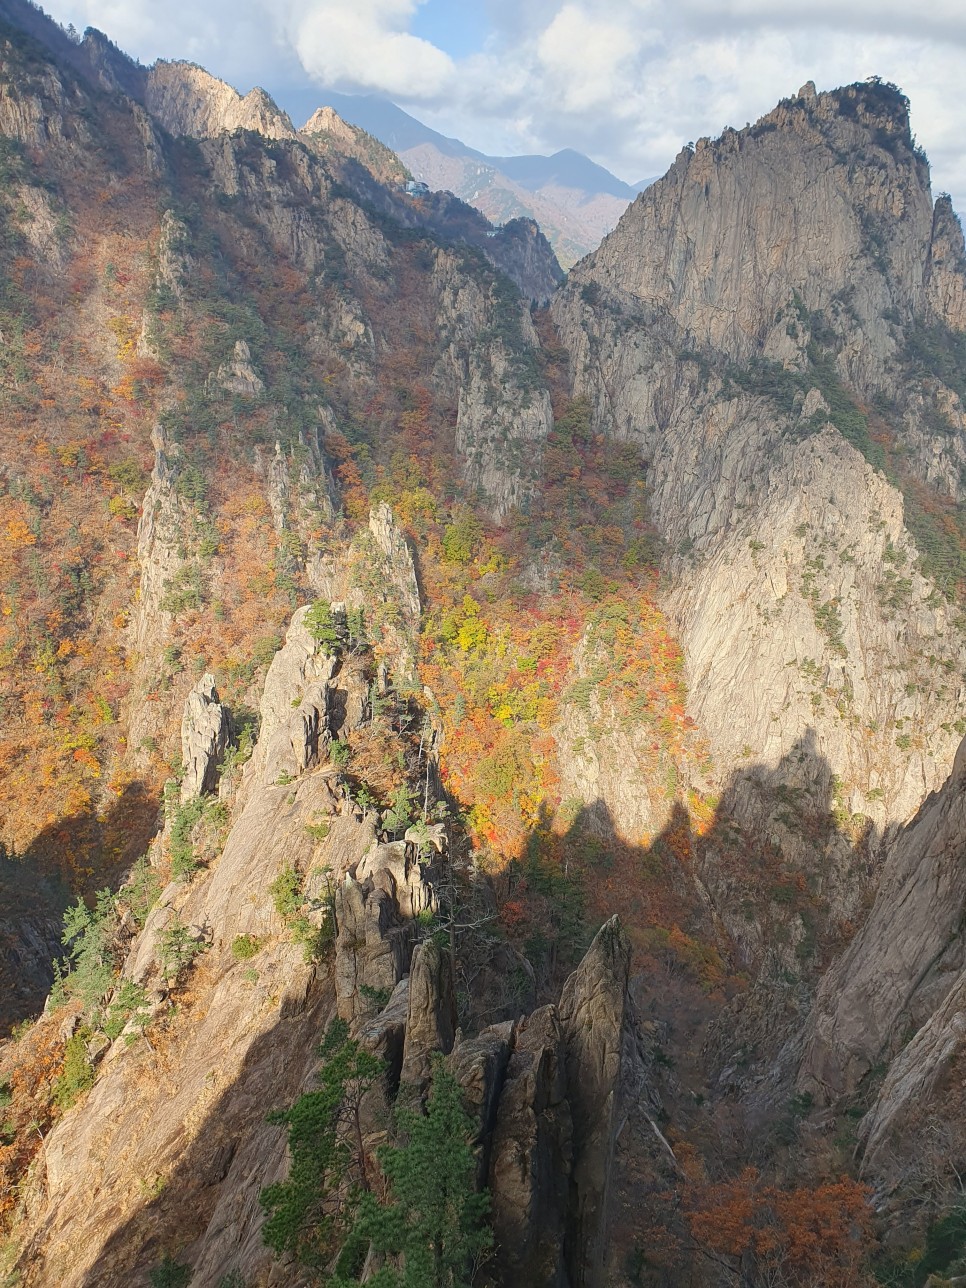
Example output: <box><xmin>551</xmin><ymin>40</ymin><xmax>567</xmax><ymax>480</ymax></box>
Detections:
<box><xmin>39</xmin><ymin>0</ymin><xmax>966</xmax><ymax>208</ymax></box>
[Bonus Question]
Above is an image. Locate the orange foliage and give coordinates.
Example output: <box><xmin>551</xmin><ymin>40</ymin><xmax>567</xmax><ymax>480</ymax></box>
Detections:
<box><xmin>323</xmin><ymin>431</ymin><xmax>369</xmax><ymax>524</ymax></box>
<box><xmin>683</xmin><ymin>1168</ymin><xmax>875</xmax><ymax>1287</ymax></box>
<box><xmin>0</xmin><ymin>1018</ymin><xmax>70</xmax><ymax>1225</ymax></box>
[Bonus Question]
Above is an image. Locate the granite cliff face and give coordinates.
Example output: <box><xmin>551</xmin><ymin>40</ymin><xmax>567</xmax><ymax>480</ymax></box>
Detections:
<box><xmin>576</xmin><ymin>81</ymin><xmax>964</xmax><ymax>369</ymax></box>
<box><xmin>554</xmin><ymin>79</ymin><xmax>966</xmax><ymax>842</ymax></box>
<box><xmin>12</xmin><ymin>592</ymin><xmax>382</xmax><ymax>1285</ymax></box>
<box><xmin>5</xmin><ymin>2</ymin><xmax>966</xmax><ymax>1277</ymax></box>
<box><xmin>133</xmin><ymin>57</ymin><xmax>563</xmax><ymax>305</ymax></box>
<box><xmin>144</xmin><ymin>62</ymin><xmax>297</xmax><ymax>142</ymax></box>
<box><xmin>546</xmin><ymin>83</ymin><xmax>966</xmax><ymax>1235</ymax></box>
<box><xmin>795</xmin><ymin>732</ymin><xmax>966</xmax><ymax>1194</ymax></box>
<box><xmin>9</xmin><ymin>585</ymin><xmax>637</xmax><ymax>1284</ymax></box>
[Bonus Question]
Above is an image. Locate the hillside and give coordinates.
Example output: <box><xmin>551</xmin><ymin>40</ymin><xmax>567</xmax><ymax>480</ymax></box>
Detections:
<box><xmin>277</xmin><ymin>88</ymin><xmax>643</xmax><ymax>267</ymax></box>
<box><xmin>1</xmin><ymin>5</ymin><xmax>966</xmax><ymax>1283</ymax></box>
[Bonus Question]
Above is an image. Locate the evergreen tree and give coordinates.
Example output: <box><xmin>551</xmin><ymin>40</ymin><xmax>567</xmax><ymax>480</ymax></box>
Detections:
<box><xmin>260</xmin><ymin>1018</ymin><xmax>383</xmax><ymax>1274</ymax></box>
<box><xmin>334</xmin><ymin>1058</ymin><xmax>491</xmax><ymax>1288</ymax></box>
<box><xmin>304</xmin><ymin>600</ymin><xmax>340</xmax><ymax>653</ymax></box>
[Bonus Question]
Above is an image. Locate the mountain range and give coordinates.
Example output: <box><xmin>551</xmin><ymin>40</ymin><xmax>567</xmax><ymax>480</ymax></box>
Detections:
<box><xmin>1</xmin><ymin>1</ymin><xmax>966</xmax><ymax>1284</ymax></box>
<box><xmin>273</xmin><ymin>87</ymin><xmax>651</xmax><ymax>267</ymax></box>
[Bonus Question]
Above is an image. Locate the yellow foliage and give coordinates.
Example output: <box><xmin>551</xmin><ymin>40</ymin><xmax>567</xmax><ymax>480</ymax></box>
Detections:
<box><xmin>4</xmin><ymin>517</ymin><xmax>36</xmax><ymax>547</ymax></box>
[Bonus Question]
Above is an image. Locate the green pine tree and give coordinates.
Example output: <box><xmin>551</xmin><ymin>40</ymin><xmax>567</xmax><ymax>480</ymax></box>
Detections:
<box><xmin>260</xmin><ymin>1018</ymin><xmax>384</xmax><ymax>1275</ymax></box>
<box><xmin>304</xmin><ymin>600</ymin><xmax>340</xmax><ymax>653</ymax></box>
<box><xmin>334</xmin><ymin>1058</ymin><xmax>492</xmax><ymax>1288</ymax></box>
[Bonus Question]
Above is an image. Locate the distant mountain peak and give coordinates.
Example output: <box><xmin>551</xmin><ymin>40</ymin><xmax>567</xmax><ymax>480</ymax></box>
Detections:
<box><xmin>144</xmin><ymin>61</ymin><xmax>296</xmax><ymax>141</ymax></box>
<box><xmin>268</xmin><ymin>87</ymin><xmax>646</xmax><ymax>264</ymax></box>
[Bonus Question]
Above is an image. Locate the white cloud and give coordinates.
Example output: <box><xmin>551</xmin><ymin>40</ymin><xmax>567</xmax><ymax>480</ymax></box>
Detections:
<box><xmin>279</xmin><ymin>0</ymin><xmax>456</xmax><ymax>98</ymax></box>
<box><xmin>38</xmin><ymin>0</ymin><xmax>966</xmax><ymax>211</ymax></box>
<box><xmin>416</xmin><ymin>5</ymin><xmax>966</xmax><ymax>210</ymax></box>
<box><xmin>535</xmin><ymin>5</ymin><xmax>637</xmax><ymax>111</ymax></box>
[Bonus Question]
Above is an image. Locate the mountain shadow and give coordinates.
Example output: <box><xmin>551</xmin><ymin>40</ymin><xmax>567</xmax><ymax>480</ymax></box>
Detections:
<box><xmin>19</xmin><ymin>730</ymin><xmax>895</xmax><ymax>1285</ymax></box>
<box><xmin>0</xmin><ymin>779</ymin><xmax>159</xmax><ymax>1035</ymax></box>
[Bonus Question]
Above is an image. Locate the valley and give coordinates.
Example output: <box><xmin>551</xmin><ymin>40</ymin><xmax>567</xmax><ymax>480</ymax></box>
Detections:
<box><xmin>0</xmin><ymin>4</ymin><xmax>965</xmax><ymax>1285</ymax></box>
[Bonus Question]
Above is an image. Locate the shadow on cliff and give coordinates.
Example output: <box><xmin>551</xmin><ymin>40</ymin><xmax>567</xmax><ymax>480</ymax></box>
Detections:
<box><xmin>71</xmin><ymin>730</ymin><xmax>885</xmax><ymax>1285</ymax></box>
<box><xmin>497</xmin><ymin>728</ymin><xmax>882</xmax><ymax>1004</ymax></box>
<box><xmin>0</xmin><ymin>779</ymin><xmax>159</xmax><ymax>1035</ymax></box>
<box><xmin>76</xmin><ymin>964</ymin><xmax>335</xmax><ymax>1287</ymax></box>
<box><xmin>488</xmin><ymin>731</ymin><xmax>888</xmax><ymax>1282</ymax></box>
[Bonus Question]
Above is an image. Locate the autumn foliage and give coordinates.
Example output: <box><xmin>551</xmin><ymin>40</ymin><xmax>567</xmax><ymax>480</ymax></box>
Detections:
<box><xmin>682</xmin><ymin>1167</ymin><xmax>876</xmax><ymax>1287</ymax></box>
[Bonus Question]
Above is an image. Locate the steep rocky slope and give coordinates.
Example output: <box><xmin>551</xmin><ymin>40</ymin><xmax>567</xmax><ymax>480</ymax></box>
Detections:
<box><xmin>79</xmin><ymin>44</ymin><xmax>565</xmax><ymax>304</ymax></box>
<box><xmin>554</xmin><ymin>79</ymin><xmax>966</xmax><ymax>838</ymax></box>
<box><xmin>4</xmin><ymin>4</ymin><xmax>966</xmax><ymax>1279</ymax></box>
<box><xmin>144</xmin><ymin>62</ymin><xmax>297</xmax><ymax>142</ymax></box>
<box><xmin>548</xmin><ymin>82</ymin><xmax>966</xmax><ymax>1257</ymax></box>
<box><xmin>799</xmin><ymin>732</ymin><xmax>966</xmax><ymax>1186</ymax></box>
<box><xmin>397</xmin><ymin>141</ymin><xmax>634</xmax><ymax>269</ymax></box>
<box><xmin>8</xmin><ymin>578</ymin><xmax>639</xmax><ymax>1285</ymax></box>
<box><xmin>300</xmin><ymin>106</ymin><xmax>409</xmax><ymax>187</ymax></box>
<box><xmin>0</xmin><ymin>0</ymin><xmax>558</xmax><ymax>1047</ymax></box>
<box><xmin>279</xmin><ymin>89</ymin><xmax>641</xmax><ymax>267</ymax></box>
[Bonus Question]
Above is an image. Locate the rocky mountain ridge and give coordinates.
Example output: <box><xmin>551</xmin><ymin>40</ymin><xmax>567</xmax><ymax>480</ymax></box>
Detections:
<box><xmin>554</xmin><ymin>78</ymin><xmax>966</xmax><ymax>833</ymax></box>
<box><xmin>273</xmin><ymin>88</ymin><xmax>644</xmax><ymax>268</ymax></box>
<box><xmin>2</xmin><ymin>4</ymin><xmax>966</xmax><ymax>1281</ymax></box>
<box><xmin>8</xmin><ymin>581</ymin><xmax>638</xmax><ymax>1287</ymax></box>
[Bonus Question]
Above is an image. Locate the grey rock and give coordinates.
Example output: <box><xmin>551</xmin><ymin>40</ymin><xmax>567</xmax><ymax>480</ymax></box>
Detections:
<box><xmin>367</xmin><ymin>502</ymin><xmax>421</xmax><ymax>624</ymax></box>
<box><xmin>432</xmin><ymin>248</ymin><xmax>553</xmax><ymax>517</ymax></box>
<box><xmin>243</xmin><ymin>607</ymin><xmax>340</xmax><ymax>791</ymax></box>
<box><xmin>144</xmin><ymin>62</ymin><xmax>295</xmax><ymax>141</ymax></box>
<box><xmin>449</xmin><ymin>1020</ymin><xmax>515</xmax><ymax>1182</ymax></box>
<box><xmin>552</xmin><ymin>82</ymin><xmax>966</xmax><ymax>846</ymax></box>
<box><xmin>209</xmin><ymin>339</ymin><xmax>264</xmax><ymax>397</ymax></box>
<box><xmin>335</xmin><ymin>877</ymin><xmax>412</xmax><ymax>1021</ymax></box>
<box><xmin>801</xmin><ymin>735</ymin><xmax>966</xmax><ymax>1101</ymax></box>
<box><xmin>179</xmin><ymin>673</ymin><xmax>229</xmax><ymax>801</ymax></box>
<box><xmin>400</xmin><ymin>938</ymin><xmax>457</xmax><ymax>1091</ymax></box>
<box><xmin>487</xmin><ymin>1005</ymin><xmax>572</xmax><ymax>1288</ymax></box>
<box><xmin>559</xmin><ymin>915</ymin><xmax>631</xmax><ymax>1288</ymax></box>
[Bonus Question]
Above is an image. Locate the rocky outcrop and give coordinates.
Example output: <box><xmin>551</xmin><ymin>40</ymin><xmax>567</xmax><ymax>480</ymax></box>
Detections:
<box><xmin>179</xmin><ymin>674</ymin><xmax>229</xmax><ymax>801</ymax></box>
<box><xmin>473</xmin><ymin>917</ymin><xmax>631</xmax><ymax>1288</ymax></box>
<box><xmin>553</xmin><ymin>81</ymin><xmax>966</xmax><ymax>835</ymax></box>
<box><xmin>0</xmin><ymin>25</ymin><xmax>68</xmax><ymax>149</ymax></box>
<box><xmin>129</xmin><ymin>425</ymin><xmax>184</xmax><ymax>660</ymax></box>
<box><xmin>558</xmin><ymin>915</ymin><xmax>631</xmax><ymax>1288</ymax></box>
<box><xmin>335</xmin><ymin>876</ymin><xmax>410</xmax><ymax>1022</ymax></box>
<box><xmin>400</xmin><ymin>938</ymin><xmax>457</xmax><ymax>1091</ymax></box>
<box><xmin>300</xmin><ymin>105</ymin><xmax>409</xmax><ymax>187</ymax></box>
<box><xmin>555</xmin><ymin>651</ymin><xmax>671</xmax><ymax>843</ymax></box>
<box><xmin>448</xmin><ymin>1021</ymin><xmax>515</xmax><ymax>1179</ymax></box>
<box><xmin>144</xmin><ymin>62</ymin><xmax>295</xmax><ymax>141</ymax></box>
<box><xmin>574</xmin><ymin>81</ymin><xmax>960</xmax><ymax>375</ymax></box>
<box><xmin>433</xmin><ymin>248</ymin><xmax>553</xmax><ymax>516</ymax></box>
<box><xmin>858</xmin><ymin>969</ymin><xmax>966</xmax><ymax>1177</ymax></box>
<box><xmin>484</xmin><ymin>217</ymin><xmax>565</xmax><ymax>303</ymax></box>
<box><xmin>334</xmin><ymin>839</ymin><xmax>436</xmax><ymax>1021</ymax></box>
<box><xmin>10</xmin><ymin>599</ymin><xmax>387</xmax><ymax>1285</ymax></box>
<box><xmin>801</xmin><ymin>735</ymin><xmax>966</xmax><ymax>1103</ymax></box>
<box><xmin>208</xmin><ymin>339</ymin><xmax>264</xmax><ymax>397</ymax></box>
<box><xmin>343</xmin><ymin>505</ymin><xmax>423</xmax><ymax>683</ymax></box>
<box><xmin>925</xmin><ymin>194</ymin><xmax>966</xmax><ymax>330</ymax></box>
<box><xmin>242</xmin><ymin>605</ymin><xmax>354</xmax><ymax>791</ymax></box>
<box><xmin>367</xmin><ymin>502</ymin><xmax>421</xmax><ymax>625</ymax></box>
<box><xmin>486</xmin><ymin>1005</ymin><xmax>572</xmax><ymax>1286</ymax></box>
<box><xmin>455</xmin><ymin>334</ymin><xmax>552</xmax><ymax>519</ymax></box>
<box><xmin>302</xmin><ymin>104</ymin><xmax>358</xmax><ymax>148</ymax></box>
<box><xmin>153</xmin><ymin>209</ymin><xmax>193</xmax><ymax>300</ymax></box>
